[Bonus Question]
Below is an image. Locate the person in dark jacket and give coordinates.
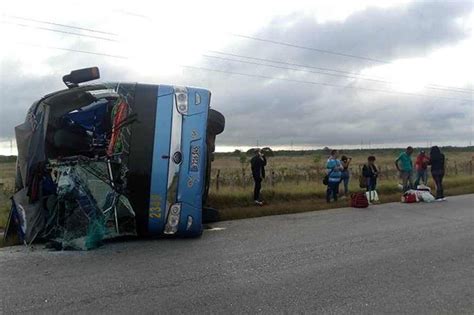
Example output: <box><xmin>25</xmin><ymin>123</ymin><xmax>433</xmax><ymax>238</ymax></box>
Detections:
<box><xmin>429</xmin><ymin>146</ymin><xmax>446</xmax><ymax>201</ymax></box>
<box><xmin>250</xmin><ymin>148</ymin><xmax>267</xmax><ymax>205</ymax></box>
<box><xmin>363</xmin><ymin>156</ymin><xmax>379</xmax><ymax>192</ymax></box>
<box><xmin>340</xmin><ymin>155</ymin><xmax>352</xmax><ymax>197</ymax></box>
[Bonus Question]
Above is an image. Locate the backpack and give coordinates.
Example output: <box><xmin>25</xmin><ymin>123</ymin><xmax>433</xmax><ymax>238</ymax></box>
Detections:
<box><xmin>402</xmin><ymin>193</ymin><xmax>418</xmax><ymax>203</ymax></box>
<box><xmin>350</xmin><ymin>192</ymin><xmax>369</xmax><ymax>208</ymax></box>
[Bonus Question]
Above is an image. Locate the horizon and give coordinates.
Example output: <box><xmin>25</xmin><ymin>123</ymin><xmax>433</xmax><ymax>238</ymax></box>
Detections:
<box><xmin>1</xmin><ymin>0</ymin><xmax>473</xmax><ymax>149</ymax></box>
<box><xmin>1</xmin><ymin>140</ymin><xmax>473</xmax><ymax>157</ymax></box>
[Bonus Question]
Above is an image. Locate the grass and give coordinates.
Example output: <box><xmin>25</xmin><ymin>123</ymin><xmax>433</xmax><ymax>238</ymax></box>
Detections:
<box><xmin>0</xmin><ymin>162</ymin><xmax>15</xmax><ymax>230</ymax></box>
<box><xmin>214</xmin><ymin>176</ymin><xmax>474</xmax><ymax>221</ymax></box>
<box><xmin>209</xmin><ymin>176</ymin><xmax>473</xmax><ymax>208</ymax></box>
<box><xmin>212</xmin><ymin>150</ymin><xmax>474</xmax><ymax>173</ymax></box>
<box><xmin>207</xmin><ymin>148</ymin><xmax>473</xmax><ymax>220</ymax></box>
<box><xmin>0</xmin><ymin>151</ymin><xmax>473</xmax><ymax>230</ymax></box>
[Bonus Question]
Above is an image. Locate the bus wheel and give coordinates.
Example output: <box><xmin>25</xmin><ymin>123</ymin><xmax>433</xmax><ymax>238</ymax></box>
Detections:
<box><xmin>207</xmin><ymin>109</ymin><xmax>225</xmax><ymax>135</ymax></box>
<box><xmin>203</xmin><ymin>207</ymin><xmax>220</xmax><ymax>223</ymax></box>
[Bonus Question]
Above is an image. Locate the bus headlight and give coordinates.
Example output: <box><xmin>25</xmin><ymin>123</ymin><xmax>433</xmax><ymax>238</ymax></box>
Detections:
<box><xmin>164</xmin><ymin>203</ymin><xmax>181</xmax><ymax>234</ymax></box>
<box><xmin>174</xmin><ymin>86</ymin><xmax>188</xmax><ymax>114</ymax></box>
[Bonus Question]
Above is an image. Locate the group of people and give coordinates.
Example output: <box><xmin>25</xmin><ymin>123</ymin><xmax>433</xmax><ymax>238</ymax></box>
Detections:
<box><xmin>395</xmin><ymin>146</ymin><xmax>446</xmax><ymax>200</ymax></box>
<box><xmin>249</xmin><ymin>146</ymin><xmax>446</xmax><ymax>206</ymax></box>
<box><xmin>325</xmin><ymin>146</ymin><xmax>446</xmax><ymax>203</ymax></box>
<box><xmin>325</xmin><ymin>150</ymin><xmax>380</xmax><ymax>203</ymax></box>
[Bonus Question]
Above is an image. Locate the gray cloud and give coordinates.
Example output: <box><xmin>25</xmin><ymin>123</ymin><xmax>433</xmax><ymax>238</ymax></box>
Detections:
<box><xmin>227</xmin><ymin>0</ymin><xmax>473</xmax><ymax>71</ymax></box>
<box><xmin>0</xmin><ymin>59</ymin><xmax>60</xmax><ymax>138</ymax></box>
<box><xmin>0</xmin><ymin>0</ymin><xmax>473</xmax><ymax>149</ymax></box>
<box><xmin>0</xmin><ymin>39</ymin><xmax>133</xmax><ymax>140</ymax></box>
<box><xmin>188</xmin><ymin>0</ymin><xmax>473</xmax><ymax>147</ymax></box>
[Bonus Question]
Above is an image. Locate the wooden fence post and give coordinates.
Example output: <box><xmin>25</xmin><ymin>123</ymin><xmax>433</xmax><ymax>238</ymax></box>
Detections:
<box><xmin>215</xmin><ymin>169</ymin><xmax>220</xmax><ymax>191</ymax></box>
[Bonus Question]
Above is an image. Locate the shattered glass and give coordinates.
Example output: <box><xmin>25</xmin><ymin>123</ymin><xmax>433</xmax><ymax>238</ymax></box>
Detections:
<box><xmin>6</xmin><ymin>84</ymin><xmax>138</xmax><ymax>250</ymax></box>
<box><xmin>41</xmin><ymin>161</ymin><xmax>135</xmax><ymax>250</ymax></box>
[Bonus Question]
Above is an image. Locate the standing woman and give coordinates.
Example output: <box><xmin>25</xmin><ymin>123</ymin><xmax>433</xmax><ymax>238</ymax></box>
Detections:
<box><xmin>340</xmin><ymin>155</ymin><xmax>352</xmax><ymax>197</ymax></box>
<box><xmin>326</xmin><ymin>150</ymin><xmax>344</xmax><ymax>203</ymax></box>
<box><xmin>362</xmin><ymin>156</ymin><xmax>379</xmax><ymax>202</ymax></box>
<box><xmin>429</xmin><ymin>146</ymin><xmax>446</xmax><ymax>201</ymax></box>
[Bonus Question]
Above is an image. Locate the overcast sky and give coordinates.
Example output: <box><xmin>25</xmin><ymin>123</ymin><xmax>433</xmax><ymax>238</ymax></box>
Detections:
<box><xmin>0</xmin><ymin>0</ymin><xmax>473</xmax><ymax>154</ymax></box>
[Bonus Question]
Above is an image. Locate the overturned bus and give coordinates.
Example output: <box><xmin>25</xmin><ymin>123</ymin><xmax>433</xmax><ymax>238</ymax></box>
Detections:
<box><xmin>4</xmin><ymin>67</ymin><xmax>225</xmax><ymax>249</ymax></box>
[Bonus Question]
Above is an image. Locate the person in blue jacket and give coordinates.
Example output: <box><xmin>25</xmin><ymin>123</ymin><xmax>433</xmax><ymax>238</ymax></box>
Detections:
<box><xmin>326</xmin><ymin>150</ymin><xmax>344</xmax><ymax>203</ymax></box>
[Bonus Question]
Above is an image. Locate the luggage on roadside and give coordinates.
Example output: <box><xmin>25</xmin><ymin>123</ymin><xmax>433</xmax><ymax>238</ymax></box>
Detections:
<box><xmin>419</xmin><ymin>191</ymin><xmax>435</xmax><ymax>202</ymax></box>
<box><xmin>350</xmin><ymin>192</ymin><xmax>369</xmax><ymax>208</ymax></box>
<box><xmin>402</xmin><ymin>189</ymin><xmax>435</xmax><ymax>203</ymax></box>
<box><xmin>366</xmin><ymin>190</ymin><xmax>379</xmax><ymax>203</ymax></box>
<box><xmin>416</xmin><ymin>184</ymin><xmax>431</xmax><ymax>192</ymax></box>
<box><xmin>401</xmin><ymin>191</ymin><xmax>418</xmax><ymax>203</ymax></box>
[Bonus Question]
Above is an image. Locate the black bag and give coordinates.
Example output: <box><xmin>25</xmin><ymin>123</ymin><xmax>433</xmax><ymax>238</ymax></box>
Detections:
<box><xmin>323</xmin><ymin>175</ymin><xmax>329</xmax><ymax>185</ymax></box>
<box><xmin>323</xmin><ymin>168</ymin><xmax>335</xmax><ymax>186</ymax></box>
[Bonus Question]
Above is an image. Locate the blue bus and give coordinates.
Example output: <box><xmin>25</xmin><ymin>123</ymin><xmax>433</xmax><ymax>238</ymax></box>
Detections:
<box><xmin>6</xmin><ymin>67</ymin><xmax>225</xmax><ymax>248</ymax></box>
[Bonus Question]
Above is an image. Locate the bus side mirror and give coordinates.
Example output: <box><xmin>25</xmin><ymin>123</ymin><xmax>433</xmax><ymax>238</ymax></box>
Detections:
<box><xmin>63</xmin><ymin>67</ymin><xmax>100</xmax><ymax>88</ymax></box>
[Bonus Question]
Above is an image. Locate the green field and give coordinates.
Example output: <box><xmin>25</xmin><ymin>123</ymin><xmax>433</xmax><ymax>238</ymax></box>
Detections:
<box><xmin>0</xmin><ymin>161</ymin><xmax>16</xmax><ymax>229</ymax></box>
<box><xmin>208</xmin><ymin>147</ymin><xmax>474</xmax><ymax>218</ymax></box>
<box><xmin>0</xmin><ymin>147</ymin><xmax>473</xmax><ymax>229</ymax></box>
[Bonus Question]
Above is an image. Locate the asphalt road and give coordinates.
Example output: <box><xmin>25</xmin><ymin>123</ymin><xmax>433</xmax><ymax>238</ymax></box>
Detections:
<box><xmin>1</xmin><ymin>194</ymin><xmax>473</xmax><ymax>314</ymax></box>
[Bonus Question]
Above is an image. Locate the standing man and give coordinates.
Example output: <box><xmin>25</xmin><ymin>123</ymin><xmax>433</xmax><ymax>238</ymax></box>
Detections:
<box><xmin>395</xmin><ymin>146</ymin><xmax>414</xmax><ymax>192</ymax></box>
<box><xmin>250</xmin><ymin>148</ymin><xmax>267</xmax><ymax>206</ymax></box>
<box><xmin>414</xmin><ymin>150</ymin><xmax>430</xmax><ymax>187</ymax></box>
<box><xmin>326</xmin><ymin>150</ymin><xmax>344</xmax><ymax>203</ymax></box>
<box><xmin>429</xmin><ymin>146</ymin><xmax>446</xmax><ymax>201</ymax></box>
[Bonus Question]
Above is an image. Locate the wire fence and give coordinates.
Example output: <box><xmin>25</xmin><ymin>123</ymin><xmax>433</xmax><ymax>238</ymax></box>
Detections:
<box><xmin>211</xmin><ymin>160</ymin><xmax>474</xmax><ymax>190</ymax></box>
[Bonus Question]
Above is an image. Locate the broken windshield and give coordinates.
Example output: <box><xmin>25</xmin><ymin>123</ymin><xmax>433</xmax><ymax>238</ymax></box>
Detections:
<box><xmin>9</xmin><ymin>83</ymin><xmax>138</xmax><ymax>250</ymax></box>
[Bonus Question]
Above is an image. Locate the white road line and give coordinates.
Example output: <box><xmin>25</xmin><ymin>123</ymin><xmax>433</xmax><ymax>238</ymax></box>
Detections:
<box><xmin>206</xmin><ymin>227</ymin><xmax>226</xmax><ymax>231</ymax></box>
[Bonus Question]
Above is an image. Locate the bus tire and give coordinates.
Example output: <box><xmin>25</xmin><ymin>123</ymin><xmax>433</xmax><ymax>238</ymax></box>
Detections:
<box><xmin>203</xmin><ymin>207</ymin><xmax>220</xmax><ymax>223</ymax></box>
<box><xmin>207</xmin><ymin>109</ymin><xmax>225</xmax><ymax>135</ymax></box>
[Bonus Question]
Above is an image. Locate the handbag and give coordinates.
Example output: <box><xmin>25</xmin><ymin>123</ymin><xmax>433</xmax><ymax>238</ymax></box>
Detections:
<box><xmin>323</xmin><ymin>168</ymin><xmax>335</xmax><ymax>185</ymax></box>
